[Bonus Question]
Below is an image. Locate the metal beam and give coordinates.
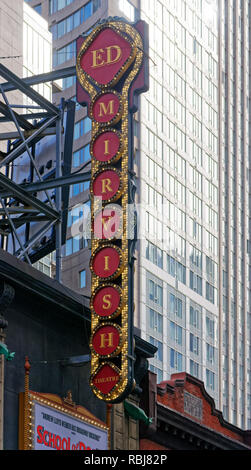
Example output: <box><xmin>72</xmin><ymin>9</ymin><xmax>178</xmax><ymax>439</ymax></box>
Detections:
<box><xmin>0</xmin><ymin>208</ymin><xmax>40</xmax><ymax>215</ymax></box>
<box><xmin>0</xmin><ymin>66</ymin><xmax>76</xmax><ymax>93</ymax></box>
<box><xmin>0</xmin><ymin>173</ymin><xmax>59</xmax><ymax>220</ymax></box>
<box><xmin>0</xmin><ymin>112</ymin><xmax>49</xmax><ymax>123</ymax></box>
<box><xmin>0</xmin><ymin>101</ymin><xmax>34</xmax><ymax>131</ymax></box>
<box><xmin>0</xmin><ymin>64</ymin><xmax>59</xmax><ymax>115</ymax></box>
<box><xmin>0</xmin><ymin>127</ymin><xmax>57</xmax><ymax>141</ymax></box>
<box><xmin>14</xmin><ymin>220</ymin><xmax>56</xmax><ymax>259</ymax></box>
<box><xmin>0</xmin><ymin>116</ymin><xmax>57</xmax><ymax>167</ymax></box>
<box><xmin>0</xmin><ymin>215</ymin><xmax>50</xmax><ymax>228</ymax></box>
<box><xmin>21</xmin><ymin>171</ymin><xmax>91</xmax><ymax>193</ymax></box>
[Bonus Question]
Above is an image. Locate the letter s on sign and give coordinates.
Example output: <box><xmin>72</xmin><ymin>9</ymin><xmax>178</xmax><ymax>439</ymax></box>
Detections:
<box><xmin>36</xmin><ymin>425</ymin><xmax>44</xmax><ymax>444</ymax></box>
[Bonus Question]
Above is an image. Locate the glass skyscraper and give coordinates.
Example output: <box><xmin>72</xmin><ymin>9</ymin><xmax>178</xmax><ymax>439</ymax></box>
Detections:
<box><xmin>26</xmin><ymin>0</ymin><xmax>251</xmax><ymax>430</ymax></box>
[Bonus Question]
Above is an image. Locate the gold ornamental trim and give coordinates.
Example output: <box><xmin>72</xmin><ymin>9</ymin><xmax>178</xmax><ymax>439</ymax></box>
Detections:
<box><xmin>90</xmin><ymin>322</ymin><xmax>124</xmax><ymax>359</ymax></box>
<box><xmin>89</xmin><ymin>89</ymin><xmax>124</xmax><ymax>126</ymax></box>
<box><xmin>90</xmin><ymin>127</ymin><xmax>124</xmax><ymax>165</ymax></box>
<box><xmin>76</xmin><ymin>24</ymin><xmax>137</xmax><ymax>90</ymax></box>
<box><xmin>90</xmin><ymin>362</ymin><xmax>122</xmax><ymax>400</ymax></box>
<box><xmin>19</xmin><ymin>390</ymin><xmax>109</xmax><ymax>450</ymax></box>
<box><xmin>90</xmin><ymin>167</ymin><xmax>124</xmax><ymax>203</ymax></box>
<box><xmin>90</xmin><ymin>283</ymin><xmax>124</xmax><ymax>320</ymax></box>
<box><xmin>89</xmin><ymin>243</ymin><xmax>125</xmax><ymax>281</ymax></box>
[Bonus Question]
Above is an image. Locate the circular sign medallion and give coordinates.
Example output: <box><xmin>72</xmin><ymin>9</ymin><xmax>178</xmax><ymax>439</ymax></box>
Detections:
<box><xmin>90</xmin><ymin>245</ymin><xmax>123</xmax><ymax>280</ymax></box>
<box><xmin>91</xmin><ymin>130</ymin><xmax>122</xmax><ymax>164</ymax></box>
<box><xmin>91</xmin><ymin>91</ymin><xmax>122</xmax><ymax>125</ymax></box>
<box><xmin>92</xmin><ymin>169</ymin><xmax>122</xmax><ymax>202</ymax></box>
<box><xmin>91</xmin><ymin>285</ymin><xmax>122</xmax><ymax>319</ymax></box>
<box><xmin>91</xmin><ymin>363</ymin><xmax>121</xmax><ymax>395</ymax></box>
<box><xmin>91</xmin><ymin>323</ymin><xmax>122</xmax><ymax>358</ymax></box>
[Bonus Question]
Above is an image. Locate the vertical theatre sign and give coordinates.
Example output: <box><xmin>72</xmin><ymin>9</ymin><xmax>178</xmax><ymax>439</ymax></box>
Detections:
<box><xmin>76</xmin><ymin>18</ymin><xmax>148</xmax><ymax>403</ymax></box>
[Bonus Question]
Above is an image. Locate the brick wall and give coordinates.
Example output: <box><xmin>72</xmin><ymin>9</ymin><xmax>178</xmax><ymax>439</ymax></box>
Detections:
<box><xmin>157</xmin><ymin>372</ymin><xmax>245</xmax><ymax>443</ymax></box>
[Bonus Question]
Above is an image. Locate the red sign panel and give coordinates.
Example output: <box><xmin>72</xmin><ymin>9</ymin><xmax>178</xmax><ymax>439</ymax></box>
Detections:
<box><xmin>91</xmin><ymin>246</ymin><xmax>122</xmax><ymax>279</ymax></box>
<box><xmin>92</xmin><ymin>324</ymin><xmax>121</xmax><ymax>357</ymax></box>
<box><xmin>92</xmin><ymin>363</ymin><xmax>120</xmax><ymax>395</ymax></box>
<box><xmin>92</xmin><ymin>285</ymin><xmax>121</xmax><ymax>318</ymax></box>
<box><xmin>79</xmin><ymin>28</ymin><xmax>132</xmax><ymax>86</ymax></box>
<box><xmin>92</xmin><ymin>130</ymin><xmax>121</xmax><ymax>163</ymax></box>
<box><xmin>92</xmin><ymin>169</ymin><xmax>121</xmax><ymax>201</ymax></box>
<box><xmin>92</xmin><ymin>92</ymin><xmax>121</xmax><ymax>124</ymax></box>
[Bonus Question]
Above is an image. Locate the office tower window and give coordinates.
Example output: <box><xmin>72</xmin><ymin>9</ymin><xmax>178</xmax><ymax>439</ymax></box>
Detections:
<box><xmin>189</xmin><ymin>303</ymin><xmax>200</xmax><ymax>329</ymax></box>
<box><xmin>206</xmin><ymin>256</ymin><xmax>217</xmax><ymax>282</ymax></box>
<box><xmin>170</xmin><ymin>349</ymin><xmax>183</xmax><ymax>371</ymax></box>
<box><xmin>206</xmin><ymin>281</ymin><xmax>215</xmax><ymax>304</ymax></box>
<box><xmin>62</xmin><ymin>76</ymin><xmax>76</xmax><ymax>89</ymax></box>
<box><xmin>149</xmin><ymin>336</ymin><xmax>163</xmax><ymax>362</ymax></box>
<box><xmin>167</xmin><ymin>228</ymin><xmax>186</xmax><ymax>259</ymax></box>
<box><xmin>74</xmin><ymin>116</ymin><xmax>92</xmax><ymax>139</ymax></box>
<box><xmin>170</xmin><ymin>321</ymin><xmax>183</xmax><ymax>345</ymax></box>
<box><xmin>205</xmin><ymin>179</ymin><xmax>218</xmax><ymax>205</ymax></box>
<box><xmin>189</xmin><ymin>245</ymin><xmax>202</xmax><ymax>270</ymax></box>
<box><xmin>206</xmin><ymin>315</ymin><xmax>215</xmax><ymax>340</ymax></box>
<box><xmin>49</xmin><ymin>0</ymin><xmax>101</xmax><ymax>17</ymax></box>
<box><xmin>192</xmin><ymin>141</ymin><xmax>202</xmax><ymax>166</ymax></box>
<box><xmin>190</xmin><ymin>333</ymin><xmax>199</xmax><ymax>355</ymax></box>
<box><xmin>67</xmin><ymin>201</ymin><xmax>90</xmax><ymax>228</ymax></box>
<box><xmin>65</xmin><ymin>236</ymin><xmax>88</xmax><ymax>256</ymax></box>
<box><xmin>65</xmin><ymin>236</ymin><xmax>80</xmax><ymax>255</ymax></box>
<box><xmin>206</xmin><ymin>343</ymin><xmax>215</xmax><ymax>365</ymax></box>
<box><xmin>167</xmin><ymin>146</ymin><xmax>186</xmax><ymax>178</ymax></box>
<box><xmin>146</xmin><ymin>240</ymin><xmax>163</xmax><ymax>269</ymax></box>
<box><xmin>205</xmin><ymin>230</ymin><xmax>218</xmax><ymax>257</ymax></box>
<box><xmin>148</xmin><ymin>277</ymin><xmax>163</xmax><ymax>308</ymax></box>
<box><xmin>79</xmin><ymin>269</ymin><xmax>86</xmax><ymax>288</ymax></box>
<box><xmin>145</xmin><ymin>155</ymin><xmax>163</xmax><ymax>185</ymax></box>
<box><xmin>206</xmin><ymin>369</ymin><xmax>215</xmax><ymax>391</ymax></box>
<box><xmin>205</xmin><ymin>204</ymin><xmax>218</xmax><ymax>231</ymax></box>
<box><xmin>34</xmin><ymin>4</ymin><xmax>42</xmax><ymax>14</ymax></box>
<box><xmin>189</xmin><ymin>270</ymin><xmax>202</xmax><ymax>295</ymax></box>
<box><xmin>167</xmin><ymin>255</ymin><xmax>186</xmax><ymax>284</ymax></box>
<box><xmin>73</xmin><ymin>144</ymin><xmax>91</xmax><ymax>167</ymax></box>
<box><xmin>169</xmin><ymin>293</ymin><xmax>183</xmax><ymax>319</ymax></box>
<box><xmin>166</xmin><ymin>173</ymin><xmax>186</xmax><ymax>205</ymax></box>
<box><xmin>146</xmin><ymin>212</ymin><xmax>163</xmax><ymax>242</ymax></box>
<box><xmin>190</xmin><ymin>360</ymin><xmax>199</xmax><ymax>378</ymax></box>
<box><xmin>84</xmin><ymin>0</ymin><xmax>101</xmax><ymax>21</ymax></box>
<box><xmin>50</xmin><ymin>8</ymin><xmax>84</xmax><ymax>39</ymax></box>
<box><xmin>147</xmin><ymin>184</ymin><xmax>163</xmax><ymax>210</ymax></box>
<box><xmin>149</xmin><ymin>308</ymin><xmax>163</xmax><ymax>335</ymax></box>
<box><xmin>191</xmin><ymin>192</ymin><xmax>202</xmax><ymax>218</ymax></box>
<box><xmin>49</xmin><ymin>0</ymin><xmax>75</xmax><ymax>15</ymax></box>
<box><xmin>189</xmin><ymin>218</ymin><xmax>202</xmax><ymax>243</ymax></box>
<box><xmin>53</xmin><ymin>40</ymin><xmax>76</xmax><ymax>66</ymax></box>
<box><xmin>70</xmin><ymin>181</ymin><xmax>89</xmax><ymax>197</ymax></box>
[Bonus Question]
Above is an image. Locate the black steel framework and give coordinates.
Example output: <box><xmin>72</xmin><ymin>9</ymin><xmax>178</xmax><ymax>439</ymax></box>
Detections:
<box><xmin>0</xmin><ymin>64</ymin><xmax>90</xmax><ymax>280</ymax></box>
